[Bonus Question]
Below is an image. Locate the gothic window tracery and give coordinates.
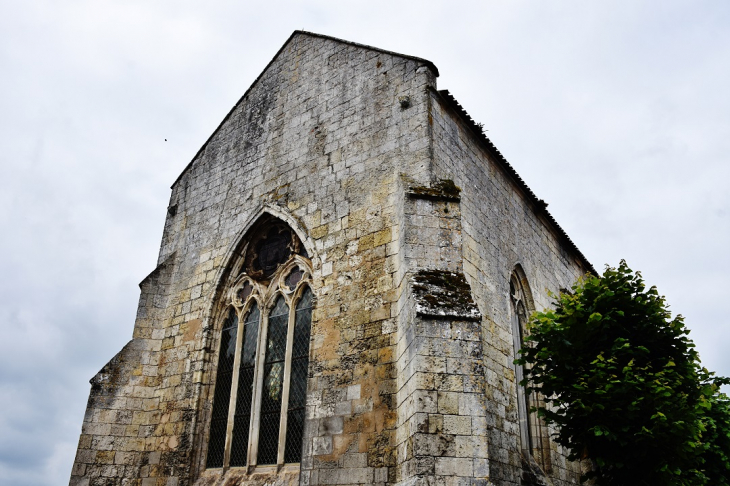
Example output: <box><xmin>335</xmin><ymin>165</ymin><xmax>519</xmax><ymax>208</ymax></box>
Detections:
<box><xmin>206</xmin><ymin>218</ymin><xmax>313</xmax><ymax>470</ymax></box>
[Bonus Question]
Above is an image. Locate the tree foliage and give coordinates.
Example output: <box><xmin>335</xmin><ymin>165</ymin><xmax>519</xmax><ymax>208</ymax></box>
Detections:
<box><xmin>516</xmin><ymin>261</ymin><xmax>730</xmax><ymax>485</ymax></box>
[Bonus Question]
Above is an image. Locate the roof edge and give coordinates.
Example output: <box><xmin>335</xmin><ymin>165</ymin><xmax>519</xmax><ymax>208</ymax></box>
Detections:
<box><xmin>171</xmin><ymin>31</ymin><xmax>439</xmax><ymax>187</ymax></box>
<box><xmin>432</xmin><ymin>88</ymin><xmax>596</xmax><ymax>275</ymax></box>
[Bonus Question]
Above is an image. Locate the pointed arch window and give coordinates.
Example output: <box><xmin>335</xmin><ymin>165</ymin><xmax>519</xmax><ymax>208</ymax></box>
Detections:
<box><xmin>206</xmin><ymin>218</ymin><xmax>313</xmax><ymax>470</ymax></box>
<box><xmin>510</xmin><ymin>271</ymin><xmax>551</xmax><ymax>474</ymax></box>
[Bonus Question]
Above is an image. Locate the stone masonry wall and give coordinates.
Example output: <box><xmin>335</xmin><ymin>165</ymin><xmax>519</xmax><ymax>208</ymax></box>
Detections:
<box><xmin>428</xmin><ymin>89</ymin><xmax>587</xmax><ymax>485</ymax></box>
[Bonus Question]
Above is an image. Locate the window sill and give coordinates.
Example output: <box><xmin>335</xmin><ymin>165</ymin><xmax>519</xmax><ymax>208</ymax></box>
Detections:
<box><xmin>205</xmin><ymin>463</ymin><xmax>301</xmax><ymax>474</ymax></box>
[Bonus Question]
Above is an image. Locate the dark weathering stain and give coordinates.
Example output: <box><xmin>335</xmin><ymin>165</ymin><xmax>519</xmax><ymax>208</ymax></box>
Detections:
<box><xmin>238</xmin><ymin>72</ymin><xmax>277</xmax><ymax>152</ymax></box>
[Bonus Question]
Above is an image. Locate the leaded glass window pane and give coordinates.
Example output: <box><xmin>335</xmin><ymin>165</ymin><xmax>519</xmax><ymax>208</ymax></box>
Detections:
<box><xmin>230</xmin><ymin>304</ymin><xmax>260</xmax><ymax>467</ymax></box>
<box><xmin>237</xmin><ymin>281</ymin><xmax>253</xmax><ymax>302</ymax></box>
<box><xmin>257</xmin><ymin>229</ymin><xmax>291</xmax><ymax>278</ymax></box>
<box><xmin>206</xmin><ymin>307</ymin><xmax>238</xmax><ymax>468</ymax></box>
<box><xmin>285</xmin><ymin>287</ymin><xmax>313</xmax><ymax>463</ymax></box>
<box><xmin>257</xmin><ymin>296</ymin><xmax>289</xmax><ymax>465</ymax></box>
<box><xmin>285</xmin><ymin>267</ymin><xmax>303</xmax><ymax>290</ymax></box>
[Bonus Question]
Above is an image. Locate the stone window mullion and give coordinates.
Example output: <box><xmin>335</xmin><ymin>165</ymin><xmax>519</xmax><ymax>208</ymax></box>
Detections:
<box><xmin>247</xmin><ymin>306</ymin><xmax>270</xmax><ymax>467</ymax></box>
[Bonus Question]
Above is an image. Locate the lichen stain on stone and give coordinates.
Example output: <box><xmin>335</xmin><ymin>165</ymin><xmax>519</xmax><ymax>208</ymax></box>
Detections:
<box><xmin>270</xmin><ymin>183</ymin><xmax>290</xmax><ymax>202</ymax></box>
<box><xmin>183</xmin><ymin>318</ymin><xmax>202</xmax><ymax>342</ymax></box>
<box><xmin>89</xmin><ymin>340</ymin><xmax>140</xmax><ymax>398</ymax></box>
<box><xmin>338</xmin><ymin>363</ymin><xmax>397</xmax><ymax>466</ymax></box>
<box><xmin>407</xmin><ymin>179</ymin><xmax>461</xmax><ymax>202</ymax></box>
<box><xmin>314</xmin><ymin>318</ymin><xmax>341</xmax><ymax>361</ymax></box>
<box><xmin>194</xmin><ymin>467</ymin><xmax>300</xmax><ymax>486</ymax></box>
<box><xmin>367</xmin><ymin>431</ymin><xmax>394</xmax><ymax>468</ymax></box>
<box><xmin>317</xmin><ymin>434</ymin><xmax>355</xmax><ymax>463</ymax></box>
<box><xmin>412</xmin><ymin>270</ymin><xmax>480</xmax><ymax>320</ymax></box>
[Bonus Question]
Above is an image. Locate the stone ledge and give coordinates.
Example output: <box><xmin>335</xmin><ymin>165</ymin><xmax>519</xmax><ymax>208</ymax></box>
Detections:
<box><xmin>406</xmin><ymin>180</ymin><xmax>461</xmax><ymax>202</ymax></box>
<box><xmin>411</xmin><ymin>270</ymin><xmax>480</xmax><ymax>321</ymax></box>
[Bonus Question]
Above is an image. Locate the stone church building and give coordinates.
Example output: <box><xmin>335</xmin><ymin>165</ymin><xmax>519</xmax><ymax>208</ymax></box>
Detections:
<box><xmin>70</xmin><ymin>32</ymin><xmax>593</xmax><ymax>486</ymax></box>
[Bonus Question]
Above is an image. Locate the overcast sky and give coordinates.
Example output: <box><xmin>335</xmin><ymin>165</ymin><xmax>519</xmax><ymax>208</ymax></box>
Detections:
<box><xmin>1</xmin><ymin>1</ymin><xmax>729</xmax><ymax>485</ymax></box>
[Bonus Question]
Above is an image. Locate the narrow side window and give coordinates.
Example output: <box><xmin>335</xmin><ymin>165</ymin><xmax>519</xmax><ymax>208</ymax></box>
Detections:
<box><xmin>510</xmin><ymin>277</ymin><xmax>533</xmax><ymax>455</ymax></box>
<box><xmin>510</xmin><ymin>271</ymin><xmax>551</xmax><ymax>474</ymax></box>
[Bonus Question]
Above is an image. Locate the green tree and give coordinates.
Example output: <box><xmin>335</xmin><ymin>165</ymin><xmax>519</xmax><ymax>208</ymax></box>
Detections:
<box><xmin>697</xmin><ymin>371</ymin><xmax>730</xmax><ymax>484</ymax></box>
<box><xmin>516</xmin><ymin>261</ymin><xmax>730</xmax><ymax>485</ymax></box>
